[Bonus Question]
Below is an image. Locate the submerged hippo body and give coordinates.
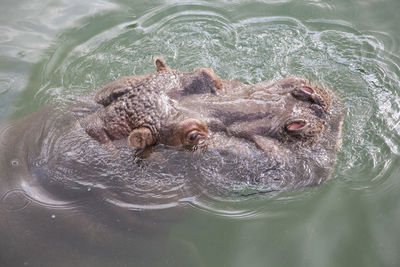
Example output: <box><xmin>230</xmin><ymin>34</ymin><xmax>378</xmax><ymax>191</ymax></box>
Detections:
<box><xmin>76</xmin><ymin>57</ymin><xmax>343</xmax><ymax>193</ymax></box>
<box><xmin>0</xmin><ymin>58</ymin><xmax>342</xmax><ymax>265</ymax></box>
<box><xmin>2</xmin><ymin>58</ymin><xmax>343</xmax><ymax>202</ymax></box>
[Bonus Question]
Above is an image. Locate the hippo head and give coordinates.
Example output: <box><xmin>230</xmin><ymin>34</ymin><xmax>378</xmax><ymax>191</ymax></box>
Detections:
<box><xmin>75</xmin><ymin>58</ymin><xmax>343</xmax><ymax>194</ymax></box>
<box><xmin>0</xmin><ymin>56</ymin><xmax>343</xmax><ymax>267</ymax></box>
<box><xmin>83</xmin><ymin>58</ymin><xmax>342</xmax><ymax>192</ymax></box>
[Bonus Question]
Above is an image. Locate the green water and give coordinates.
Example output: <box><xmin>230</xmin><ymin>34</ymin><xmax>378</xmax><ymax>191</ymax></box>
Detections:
<box><xmin>1</xmin><ymin>0</ymin><xmax>400</xmax><ymax>266</ymax></box>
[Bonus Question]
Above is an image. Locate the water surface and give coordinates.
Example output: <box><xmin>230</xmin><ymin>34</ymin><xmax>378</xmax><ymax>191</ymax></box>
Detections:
<box><xmin>1</xmin><ymin>0</ymin><xmax>400</xmax><ymax>266</ymax></box>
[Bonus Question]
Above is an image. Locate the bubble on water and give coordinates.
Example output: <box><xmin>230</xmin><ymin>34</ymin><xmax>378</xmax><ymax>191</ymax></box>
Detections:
<box><xmin>10</xmin><ymin>159</ymin><xmax>20</xmax><ymax>167</ymax></box>
<box><xmin>0</xmin><ymin>77</ymin><xmax>12</xmax><ymax>94</ymax></box>
<box><xmin>1</xmin><ymin>189</ymin><xmax>31</xmax><ymax>211</ymax></box>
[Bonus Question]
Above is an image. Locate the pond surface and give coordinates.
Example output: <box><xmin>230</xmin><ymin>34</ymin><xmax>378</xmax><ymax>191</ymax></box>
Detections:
<box><xmin>1</xmin><ymin>0</ymin><xmax>400</xmax><ymax>266</ymax></box>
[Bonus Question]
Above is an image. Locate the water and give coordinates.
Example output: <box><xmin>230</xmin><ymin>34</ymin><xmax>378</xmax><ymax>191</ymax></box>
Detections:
<box><xmin>1</xmin><ymin>0</ymin><xmax>400</xmax><ymax>266</ymax></box>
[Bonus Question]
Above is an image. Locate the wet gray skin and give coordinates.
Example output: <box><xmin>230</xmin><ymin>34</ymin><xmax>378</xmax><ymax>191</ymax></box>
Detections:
<box><xmin>1</xmin><ymin>58</ymin><xmax>344</xmax><ymax>204</ymax></box>
<box><xmin>79</xmin><ymin>57</ymin><xmax>343</xmax><ymax>191</ymax></box>
<box><xmin>0</xmin><ymin>58</ymin><xmax>342</xmax><ymax>265</ymax></box>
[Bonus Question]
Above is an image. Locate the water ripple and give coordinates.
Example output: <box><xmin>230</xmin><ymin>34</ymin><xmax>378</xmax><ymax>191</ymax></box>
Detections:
<box><xmin>15</xmin><ymin>1</ymin><xmax>400</xmax><ymax>217</ymax></box>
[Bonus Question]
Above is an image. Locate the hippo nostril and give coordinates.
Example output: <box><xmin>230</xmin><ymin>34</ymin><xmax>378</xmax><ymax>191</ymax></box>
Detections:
<box><xmin>300</xmin><ymin>86</ymin><xmax>313</xmax><ymax>94</ymax></box>
<box><xmin>291</xmin><ymin>86</ymin><xmax>314</xmax><ymax>101</ymax></box>
<box><xmin>286</xmin><ymin>121</ymin><xmax>306</xmax><ymax>131</ymax></box>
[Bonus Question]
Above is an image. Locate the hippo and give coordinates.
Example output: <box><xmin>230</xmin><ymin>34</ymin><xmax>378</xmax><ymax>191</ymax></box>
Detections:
<box><xmin>73</xmin><ymin>57</ymin><xmax>343</xmax><ymax>194</ymax></box>
<box><xmin>0</xmin><ymin>58</ymin><xmax>342</xmax><ymax>266</ymax></box>
<box><xmin>1</xmin><ymin>57</ymin><xmax>343</xmax><ymax>202</ymax></box>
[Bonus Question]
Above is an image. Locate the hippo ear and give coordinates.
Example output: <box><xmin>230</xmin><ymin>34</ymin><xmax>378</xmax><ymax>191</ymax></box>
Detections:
<box><xmin>128</xmin><ymin>127</ymin><xmax>155</xmax><ymax>148</ymax></box>
<box><xmin>154</xmin><ymin>57</ymin><xmax>170</xmax><ymax>72</ymax></box>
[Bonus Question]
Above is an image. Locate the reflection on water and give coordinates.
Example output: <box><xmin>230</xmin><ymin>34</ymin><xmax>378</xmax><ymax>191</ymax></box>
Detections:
<box><xmin>1</xmin><ymin>0</ymin><xmax>400</xmax><ymax>266</ymax></box>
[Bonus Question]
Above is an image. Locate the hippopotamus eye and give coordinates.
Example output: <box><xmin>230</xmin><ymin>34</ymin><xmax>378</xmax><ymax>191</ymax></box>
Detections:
<box><xmin>172</xmin><ymin>118</ymin><xmax>208</xmax><ymax>147</ymax></box>
<box><xmin>188</xmin><ymin>132</ymin><xmax>199</xmax><ymax>142</ymax></box>
<box><xmin>186</xmin><ymin>130</ymin><xmax>204</xmax><ymax>144</ymax></box>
